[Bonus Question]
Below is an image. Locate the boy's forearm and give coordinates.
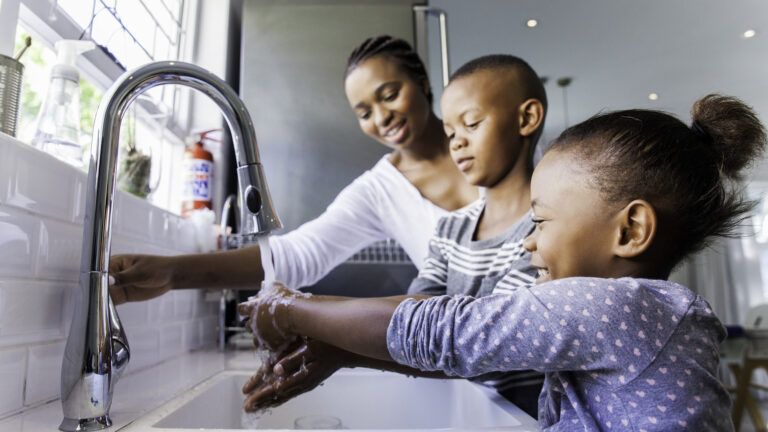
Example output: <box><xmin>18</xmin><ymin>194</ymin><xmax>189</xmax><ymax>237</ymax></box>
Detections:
<box><xmin>171</xmin><ymin>246</ymin><xmax>265</xmax><ymax>289</ymax></box>
<box><xmin>287</xmin><ymin>296</ymin><xmax>410</xmax><ymax>362</ymax></box>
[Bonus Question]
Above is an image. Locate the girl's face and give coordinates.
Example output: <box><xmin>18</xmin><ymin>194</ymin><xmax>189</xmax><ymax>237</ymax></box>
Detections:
<box><xmin>344</xmin><ymin>56</ymin><xmax>432</xmax><ymax>150</ymax></box>
<box><xmin>440</xmin><ymin>71</ymin><xmax>529</xmax><ymax>188</ymax></box>
<box><xmin>523</xmin><ymin>150</ymin><xmax>620</xmax><ymax>283</ymax></box>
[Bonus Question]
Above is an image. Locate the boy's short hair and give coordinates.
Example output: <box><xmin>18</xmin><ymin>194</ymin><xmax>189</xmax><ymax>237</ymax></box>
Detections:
<box><xmin>450</xmin><ymin>54</ymin><xmax>548</xmax><ymax>150</ymax></box>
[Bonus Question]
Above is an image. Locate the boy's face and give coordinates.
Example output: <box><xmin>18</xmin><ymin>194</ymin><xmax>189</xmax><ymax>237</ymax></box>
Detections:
<box><xmin>440</xmin><ymin>71</ymin><xmax>528</xmax><ymax>187</ymax></box>
<box><xmin>345</xmin><ymin>56</ymin><xmax>431</xmax><ymax>151</ymax></box>
<box><xmin>523</xmin><ymin>150</ymin><xmax>619</xmax><ymax>283</ymax></box>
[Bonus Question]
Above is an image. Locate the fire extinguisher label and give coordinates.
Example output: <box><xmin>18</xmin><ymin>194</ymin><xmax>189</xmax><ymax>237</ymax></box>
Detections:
<box><xmin>183</xmin><ymin>159</ymin><xmax>213</xmax><ymax>201</ymax></box>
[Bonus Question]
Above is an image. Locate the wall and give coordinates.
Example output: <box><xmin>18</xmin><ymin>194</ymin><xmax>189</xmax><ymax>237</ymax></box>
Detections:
<box><xmin>0</xmin><ymin>135</ymin><xmax>218</xmax><ymax>419</ymax></box>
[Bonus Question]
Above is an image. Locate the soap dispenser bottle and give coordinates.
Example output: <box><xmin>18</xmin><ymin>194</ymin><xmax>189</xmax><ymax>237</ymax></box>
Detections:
<box><xmin>31</xmin><ymin>40</ymin><xmax>95</xmax><ymax>168</ymax></box>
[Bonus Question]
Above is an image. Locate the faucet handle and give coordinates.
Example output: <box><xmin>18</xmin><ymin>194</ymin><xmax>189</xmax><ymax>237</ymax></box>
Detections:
<box><xmin>108</xmin><ymin>294</ymin><xmax>130</xmax><ymax>380</ymax></box>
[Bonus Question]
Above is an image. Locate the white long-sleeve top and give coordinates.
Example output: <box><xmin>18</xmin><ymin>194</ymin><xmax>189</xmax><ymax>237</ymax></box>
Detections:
<box><xmin>267</xmin><ymin>155</ymin><xmax>455</xmax><ymax>289</ymax></box>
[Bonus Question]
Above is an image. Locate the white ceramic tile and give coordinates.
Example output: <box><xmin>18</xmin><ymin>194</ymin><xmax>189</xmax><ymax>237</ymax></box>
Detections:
<box><xmin>158</xmin><ymin>294</ymin><xmax>175</xmax><ymax>323</ymax></box>
<box><xmin>0</xmin><ymin>347</ymin><xmax>26</xmax><ymax>416</ymax></box>
<box><xmin>6</xmin><ymin>143</ymin><xmax>78</xmax><ymax>222</ymax></box>
<box><xmin>158</xmin><ymin>323</ymin><xmax>183</xmax><ymax>362</ymax></box>
<box><xmin>37</xmin><ymin>218</ymin><xmax>82</xmax><ymax>282</ymax></box>
<box><xmin>116</xmin><ymin>192</ymin><xmax>153</xmax><ymax>240</ymax></box>
<box><xmin>124</xmin><ymin>326</ymin><xmax>159</xmax><ymax>371</ymax></box>
<box><xmin>0</xmin><ymin>205</ymin><xmax>39</xmax><ymax>279</ymax></box>
<box><xmin>25</xmin><ymin>341</ymin><xmax>65</xmax><ymax>405</ymax></box>
<box><xmin>0</xmin><ymin>139</ymin><xmax>12</xmax><ymax>204</ymax></box>
<box><xmin>0</xmin><ymin>281</ymin><xmax>66</xmax><ymax>346</ymax></box>
<box><xmin>72</xmin><ymin>172</ymin><xmax>87</xmax><ymax>224</ymax></box>
<box><xmin>174</xmin><ymin>291</ymin><xmax>193</xmax><ymax>320</ymax></box>
<box><xmin>116</xmin><ymin>300</ymin><xmax>150</xmax><ymax>328</ymax></box>
<box><xmin>201</xmin><ymin>317</ymin><xmax>217</xmax><ymax>346</ymax></box>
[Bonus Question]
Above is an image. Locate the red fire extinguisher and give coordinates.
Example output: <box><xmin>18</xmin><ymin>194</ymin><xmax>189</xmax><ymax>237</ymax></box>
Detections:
<box><xmin>181</xmin><ymin>129</ymin><xmax>219</xmax><ymax>217</ymax></box>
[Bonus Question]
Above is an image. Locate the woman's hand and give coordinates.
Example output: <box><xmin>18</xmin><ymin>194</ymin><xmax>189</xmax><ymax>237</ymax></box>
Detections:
<box><xmin>238</xmin><ymin>282</ymin><xmax>302</xmax><ymax>352</ymax></box>
<box><xmin>242</xmin><ymin>339</ymin><xmax>350</xmax><ymax>412</ymax></box>
<box><xmin>109</xmin><ymin>254</ymin><xmax>175</xmax><ymax>305</ymax></box>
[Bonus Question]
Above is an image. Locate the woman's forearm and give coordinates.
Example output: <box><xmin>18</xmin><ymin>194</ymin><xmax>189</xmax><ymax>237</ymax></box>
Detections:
<box><xmin>287</xmin><ymin>296</ymin><xmax>408</xmax><ymax>361</ymax></box>
<box><xmin>170</xmin><ymin>245</ymin><xmax>265</xmax><ymax>289</ymax></box>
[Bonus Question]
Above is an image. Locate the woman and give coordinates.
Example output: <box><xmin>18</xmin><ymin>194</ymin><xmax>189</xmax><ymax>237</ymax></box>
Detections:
<box><xmin>109</xmin><ymin>35</ymin><xmax>478</xmax><ymax>303</ymax></box>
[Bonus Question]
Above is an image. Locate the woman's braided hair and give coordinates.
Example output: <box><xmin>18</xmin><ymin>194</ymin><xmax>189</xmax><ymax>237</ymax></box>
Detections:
<box><xmin>345</xmin><ymin>35</ymin><xmax>433</xmax><ymax>104</ymax></box>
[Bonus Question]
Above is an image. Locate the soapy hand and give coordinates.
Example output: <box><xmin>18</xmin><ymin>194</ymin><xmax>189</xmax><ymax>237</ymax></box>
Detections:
<box><xmin>237</xmin><ymin>282</ymin><xmax>306</xmax><ymax>352</ymax></box>
<box><xmin>109</xmin><ymin>254</ymin><xmax>175</xmax><ymax>305</ymax></box>
<box><xmin>242</xmin><ymin>339</ymin><xmax>348</xmax><ymax>412</ymax></box>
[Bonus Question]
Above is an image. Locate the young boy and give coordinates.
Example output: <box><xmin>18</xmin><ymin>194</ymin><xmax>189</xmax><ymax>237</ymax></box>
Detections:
<box><xmin>240</xmin><ymin>55</ymin><xmax>548</xmax><ymax>416</ymax></box>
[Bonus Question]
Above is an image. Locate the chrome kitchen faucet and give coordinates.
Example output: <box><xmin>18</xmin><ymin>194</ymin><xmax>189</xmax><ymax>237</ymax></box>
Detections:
<box><xmin>60</xmin><ymin>61</ymin><xmax>281</xmax><ymax>431</ymax></box>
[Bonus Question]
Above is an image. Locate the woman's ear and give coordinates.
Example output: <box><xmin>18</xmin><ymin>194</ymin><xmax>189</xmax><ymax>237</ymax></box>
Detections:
<box><xmin>519</xmin><ymin>99</ymin><xmax>545</xmax><ymax>138</ymax></box>
<box><xmin>613</xmin><ymin>200</ymin><xmax>657</xmax><ymax>258</ymax></box>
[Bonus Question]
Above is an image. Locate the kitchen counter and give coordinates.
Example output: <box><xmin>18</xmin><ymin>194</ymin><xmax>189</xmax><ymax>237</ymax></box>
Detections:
<box><xmin>0</xmin><ymin>349</ymin><xmax>260</xmax><ymax>432</ymax></box>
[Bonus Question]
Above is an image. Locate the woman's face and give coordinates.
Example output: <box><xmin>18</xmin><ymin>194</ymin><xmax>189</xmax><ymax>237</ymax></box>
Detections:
<box><xmin>345</xmin><ymin>56</ymin><xmax>432</xmax><ymax>150</ymax></box>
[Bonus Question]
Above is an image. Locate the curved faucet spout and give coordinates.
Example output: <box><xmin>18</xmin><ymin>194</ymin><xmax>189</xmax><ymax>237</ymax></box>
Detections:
<box><xmin>60</xmin><ymin>61</ymin><xmax>282</xmax><ymax>431</ymax></box>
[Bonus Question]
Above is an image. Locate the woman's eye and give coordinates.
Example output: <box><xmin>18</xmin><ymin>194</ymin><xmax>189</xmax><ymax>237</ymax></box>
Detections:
<box><xmin>531</xmin><ymin>217</ymin><xmax>545</xmax><ymax>226</ymax></box>
<box><xmin>384</xmin><ymin>91</ymin><xmax>398</xmax><ymax>102</ymax></box>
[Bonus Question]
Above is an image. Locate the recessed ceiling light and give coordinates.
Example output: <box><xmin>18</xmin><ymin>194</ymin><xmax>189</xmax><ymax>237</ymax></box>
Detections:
<box><xmin>526</xmin><ymin>19</ymin><xmax>538</xmax><ymax>28</ymax></box>
<box><xmin>648</xmin><ymin>93</ymin><xmax>659</xmax><ymax>101</ymax></box>
<box><xmin>744</xmin><ymin>29</ymin><xmax>757</xmax><ymax>39</ymax></box>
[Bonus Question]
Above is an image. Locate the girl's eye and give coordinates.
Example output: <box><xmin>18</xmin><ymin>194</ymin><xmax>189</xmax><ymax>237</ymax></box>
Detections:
<box><xmin>359</xmin><ymin>111</ymin><xmax>371</xmax><ymax>120</ymax></box>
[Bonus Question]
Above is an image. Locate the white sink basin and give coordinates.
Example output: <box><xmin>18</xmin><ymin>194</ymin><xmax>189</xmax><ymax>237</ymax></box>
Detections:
<box><xmin>124</xmin><ymin>369</ymin><xmax>538</xmax><ymax>431</ymax></box>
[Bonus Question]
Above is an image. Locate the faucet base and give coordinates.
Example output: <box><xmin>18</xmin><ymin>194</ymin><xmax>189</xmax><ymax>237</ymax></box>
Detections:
<box><xmin>59</xmin><ymin>415</ymin><xmax>112</xmax><ymax>431</ymax></box>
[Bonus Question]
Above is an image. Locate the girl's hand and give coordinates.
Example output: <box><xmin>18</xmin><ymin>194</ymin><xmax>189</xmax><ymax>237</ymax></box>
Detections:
<box><xmin>242</xmin><ymin>339</ymin><xmax>349</xmax><ymax>412</ymax></box>
<box><xmin>238</xmin><ymin>282</ymin><xmax>300</xmax><ymax>352</ymax></box>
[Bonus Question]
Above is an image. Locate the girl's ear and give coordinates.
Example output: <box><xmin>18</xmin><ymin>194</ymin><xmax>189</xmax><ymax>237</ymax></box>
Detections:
<box><xmin>613</xmin><ymin>200</ymin><xmax>657</xmax><ymax>258</ymax></box>
<box><xmin>519</xmin><ymin>99</ymin><xmax>545</xmax><ymax>138</ymax></box>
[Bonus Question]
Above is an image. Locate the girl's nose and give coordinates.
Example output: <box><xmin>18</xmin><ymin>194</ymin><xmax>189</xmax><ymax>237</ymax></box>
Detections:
<box><xmin>523</xmin><ymin>232</ymin><xmax>537</xmax><ymax>252</ymax></box>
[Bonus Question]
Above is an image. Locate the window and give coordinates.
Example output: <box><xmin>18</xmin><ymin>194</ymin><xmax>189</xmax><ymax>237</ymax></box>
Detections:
<box><xmin>12</xmin><ymin>0</ymin><xmax>197</xmax><ymax>214</ymax></box>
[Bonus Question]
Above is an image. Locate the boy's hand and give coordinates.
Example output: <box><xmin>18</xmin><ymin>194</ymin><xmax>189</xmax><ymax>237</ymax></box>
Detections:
<box><xmin>238</xmin><ymin>282</ymin><xmax>300</xmax><ymax>352</ymax></box>
<box><xmin>109</xmin><ymin>254</ymin><xmax>175</xmax><ymax>305</ymax></box>
<box><xmin>242</xmin><ymin>339</ymin><xmax>348</xmax><ymax>412</ymax></box>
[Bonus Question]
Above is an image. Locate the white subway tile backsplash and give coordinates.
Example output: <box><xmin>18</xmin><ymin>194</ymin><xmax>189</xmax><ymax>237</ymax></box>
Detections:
<box><xmin>6</xmin><ymin>143</ymin><xmax>79</xmax><ymax>222</ymax></box>
<box><xmin>0</xmin><ymin>205</ymin><xmax>39</xmax><ymax>279</ymax></box>
<box><xmin>117</xmin><ymin>300</ymin><xmax>151</xmax><ymax>328</ymax></box>
<box><xmin>37</xmin><ymin>219</ymin><xmax>83</xmax><ymax>282</ymax></box>
<box><xmin>0</xmin><ymin>347</ymin><xmax>26</xmax><ymax>416</ymax></box>
<box><xmin>158</xmin><ymin>323</ymin><xmax>184</xmax><ymax>361</ymax></box>
<box><xmin>125</xmin><ymin>326</ymin><xmax>159</xmax><ymax>371</ymax></box>
<box><xmin>0</xmin><ymin>137</ymin><xmax>216</xmax><ymax>418</ymax></box>
<box><xmin>25</xmin><ymin>341</ymin><xmax>65</xmax><ymax>405</ymax></box>
<box><xmin>0</xmin><ymin>281</ymin><xmax>68</xmax><ymax>346</ymax></box>
<box><xmin>116</xmin><ymin>193</ymin><xmax>154</xmax><ymax>240</ymax></box>
<box><xmin>0</xmin><ymin>143</ymin><xmax>10</xmax><ymax>203</ymax></box>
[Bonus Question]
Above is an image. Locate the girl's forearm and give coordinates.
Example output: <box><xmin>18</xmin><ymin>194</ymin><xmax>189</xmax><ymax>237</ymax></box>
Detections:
<box><xmin>287</xmin><ymin>296</ymin><xmax>408</xmax><ymax>361</ymax></box>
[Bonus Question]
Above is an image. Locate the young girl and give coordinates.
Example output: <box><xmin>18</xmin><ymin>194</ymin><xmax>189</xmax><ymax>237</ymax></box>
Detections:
<box><xmin>242</xmin><ymin>94</ymin><xmax>766</xmax><ymax>431</ymax></box>
<box><xmin>108</xmin><ymin>35</ymin><xmax>477</xmax><ymax>303</ymax></box>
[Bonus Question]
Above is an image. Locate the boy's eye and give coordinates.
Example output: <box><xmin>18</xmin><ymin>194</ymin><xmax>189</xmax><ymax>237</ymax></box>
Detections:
<box><xmin>466</xmin><ymin>120</ymin><xmax>481</xmax><ymax>131</ymax></box>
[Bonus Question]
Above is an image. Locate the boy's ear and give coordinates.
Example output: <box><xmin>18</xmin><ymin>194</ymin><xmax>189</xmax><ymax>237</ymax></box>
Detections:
<box><xmin>519</xmin><ymin>99</ymin><xmax>545</xmax><ymax>137</ymax></box>
<box><xmin>613</xmin><ymin>200</ymin><xmax>656</xmax><ymax>258</ymax></box>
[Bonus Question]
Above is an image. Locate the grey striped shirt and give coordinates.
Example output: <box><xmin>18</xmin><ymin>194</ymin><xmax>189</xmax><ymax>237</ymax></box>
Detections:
<box><xmin>408</xmin><ymin>199</ymin><xmax>541</xmax><ymax>390</ymax></box>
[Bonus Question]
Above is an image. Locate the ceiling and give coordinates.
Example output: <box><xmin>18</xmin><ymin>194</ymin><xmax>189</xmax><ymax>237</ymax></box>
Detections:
<box><xmin>426</xmin><ymin>0</ymin><xmax>768</xmax><ymax>179</ymax></box>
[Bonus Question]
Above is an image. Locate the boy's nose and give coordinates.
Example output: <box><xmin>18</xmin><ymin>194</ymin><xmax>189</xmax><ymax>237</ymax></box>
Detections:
<box><xmin>449</xmin><ymin>136</ymin><xmax>468</xmax><ymax>151</ymax></box>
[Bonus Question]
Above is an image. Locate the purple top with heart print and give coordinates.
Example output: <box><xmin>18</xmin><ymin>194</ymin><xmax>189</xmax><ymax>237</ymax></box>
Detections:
<box><xmin>387</xmin><ymin>277</ymin><xmax>732</xmax><ymax>431</ymax></box>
